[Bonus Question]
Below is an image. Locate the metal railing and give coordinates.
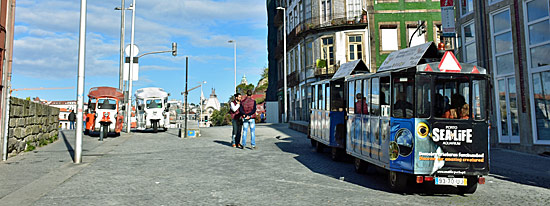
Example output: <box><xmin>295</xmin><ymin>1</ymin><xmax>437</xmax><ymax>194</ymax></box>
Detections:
<box><xmin>286</xmin><ymin>12</ymin><xmax>367</xmax><ymax>36</ymax></box>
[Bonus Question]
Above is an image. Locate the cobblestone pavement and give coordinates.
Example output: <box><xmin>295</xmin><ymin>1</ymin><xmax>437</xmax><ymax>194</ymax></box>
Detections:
<box><xmin>1</xmin><ymin>124</ymin><xmax>549</xmax><ymax>205</ymax></box>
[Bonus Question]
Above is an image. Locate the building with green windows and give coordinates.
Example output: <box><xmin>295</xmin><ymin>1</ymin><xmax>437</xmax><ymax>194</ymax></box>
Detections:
<box><xmin>367</xmin><ymin>0</ymin><xmax>442</xmax><ymax>70</ymax></box>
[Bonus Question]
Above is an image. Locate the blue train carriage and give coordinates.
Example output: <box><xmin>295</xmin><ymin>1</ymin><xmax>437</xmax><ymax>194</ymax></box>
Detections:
<box><xmin>309</xmin><ymin>59</ymin><xmax>370</xmax><ymax>161</ymax></box>
<box><xmin>345</xmin><ymin>42</ymin><xmax>490</xmax><ymax>194</ymax></box>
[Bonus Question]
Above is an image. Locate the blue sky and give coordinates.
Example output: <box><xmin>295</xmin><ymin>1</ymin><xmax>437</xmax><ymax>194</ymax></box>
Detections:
<box><xmin>11</xmin><ymin>0</ymin><xmax>267</xmax><ymax>104</ymax></box>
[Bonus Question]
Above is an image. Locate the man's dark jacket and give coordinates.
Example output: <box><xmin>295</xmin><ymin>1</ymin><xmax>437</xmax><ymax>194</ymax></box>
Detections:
<box><xmin>239</xmin><ymin>97</ymin><xmax>257</xmax><ymax>119</ymax></box>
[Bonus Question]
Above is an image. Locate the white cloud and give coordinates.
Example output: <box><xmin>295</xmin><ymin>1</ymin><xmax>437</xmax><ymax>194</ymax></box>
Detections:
<box><xmin>13</xmin><ymin>0</ymin><xmax>267</xmax><ymax>82</ymax></box>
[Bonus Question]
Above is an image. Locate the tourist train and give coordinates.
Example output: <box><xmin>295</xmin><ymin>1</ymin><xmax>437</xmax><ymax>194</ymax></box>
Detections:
<box><xmin>308</xmin><ymin>42</ymin><xmax>490</xmax><ymax>193</ymax></box>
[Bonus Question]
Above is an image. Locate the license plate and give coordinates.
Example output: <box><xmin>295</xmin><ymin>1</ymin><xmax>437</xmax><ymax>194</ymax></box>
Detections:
<box><xmin>435</xmin><ymin>177</ymin><xmax>467</xmax><ymax>186</ymax></box>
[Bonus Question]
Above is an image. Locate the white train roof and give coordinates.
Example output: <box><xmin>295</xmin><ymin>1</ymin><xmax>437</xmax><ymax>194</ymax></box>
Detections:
<box><xmin>135</xmin><ymin>87</ymin><xmax>169</xmax><ymax>99</ymax></box>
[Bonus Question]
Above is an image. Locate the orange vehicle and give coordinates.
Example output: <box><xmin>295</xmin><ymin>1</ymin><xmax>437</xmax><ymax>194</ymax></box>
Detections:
<box><xmin>85</xmin><ymin>87</ymin><xmax>125</xmax><ymax>140</ymax></box>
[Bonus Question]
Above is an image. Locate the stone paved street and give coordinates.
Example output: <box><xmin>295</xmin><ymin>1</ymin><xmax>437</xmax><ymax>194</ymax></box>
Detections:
<box><xmin>1</xmin><ymin>123</ymin><xmax>549</xmax><ymax>206</ymax></box>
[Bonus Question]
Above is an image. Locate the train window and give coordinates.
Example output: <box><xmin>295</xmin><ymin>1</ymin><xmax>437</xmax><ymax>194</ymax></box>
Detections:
<box><xmin>381</xmin><ymin>76</ymin><xmax>391</xmax><ymax>117</ymax></box>
<box><xmin>348</xmin><ymin>81</ymin><xmax>355</xmax><ymax>114</ymax></box>
<box><xmin>326</xmin><ymin>83</ymin><xmax>331</xmax><ymax>110</ymax></box>
<box><xmin>416</xmin><ymin>75</ymin><xmax>432</xmax><ymax>118</ymax></box>
<box><xmin>98</xmin><ymin>99</ymin><xmax>117</xmax><ymax>110</ymax></box>
<box><xmin>319</xmin><ymin>84</ymin><xmax>325</xmax><ymax>110</ymax></box>
<box><xmin>364</xmin><ymin>78</ymin><xmax>371</xmax><ymax>114</ymax></box>
<box><xmin>312</xmin><ymin>86</ymin><xmax>317</xmax><ymax>110</ymax></box>
<box><xmin>434</xmin><ymin>76</ymin><xmax>470</xmax><ymax>119</ymax></box>
<box><xmin>330</xmin><ymin>82</ymin><xmax>345</xmax><ymax>111</ymax></box>
<box><xmin>355</xmin><ymin>80</ymin><xmax>366</xmax><ymax>114</ymax></box>
<box><xmin>392</xmin><ymin>76</ymin><xmax>414</xmax><ymax>118</ymax></box>
<box><xmin>472</xmin><ymin>79</ymin><xmax>487</xmax><ymax>120</ymax></box>
<box><xmin>371</xmin><ymin>78</ymin><xmax>380</xmax><ymax>116</ymax></box>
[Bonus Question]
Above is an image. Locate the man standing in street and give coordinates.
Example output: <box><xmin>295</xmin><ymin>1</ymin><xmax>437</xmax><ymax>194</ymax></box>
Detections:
<box><xmin>68</xmin><ymin>110</ymin><xmax>76</xmax><ymax>130</ymax></box>
<box><xmin>239</xmin><ymin>90</ymin><xmax>257</xmax><ymax>149</ymax></box>
<box><xmin>230</xmin><ymin>93</ymin><xmax>243</xmax><ymax>148</ymax></box>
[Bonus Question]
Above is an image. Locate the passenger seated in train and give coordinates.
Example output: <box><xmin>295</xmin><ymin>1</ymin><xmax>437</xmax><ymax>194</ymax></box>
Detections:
<box><xmin>393</xmin><ymin>92</ymin><xmax>413</xmax><ymax>118</ymax></box>
<box><xmin>460</xmin><ymin>103</ymin><xmax>470</xmax><ymax>119</ymax></box>
<box><xmin>355</xmin><ymin>93</ymin><xmax>369</xmax><ymax>114</ymax></box>
<box><xmin>443</xmin><ymin>93</ymin><xmax>466</xmax><ymax>119</ymax></box>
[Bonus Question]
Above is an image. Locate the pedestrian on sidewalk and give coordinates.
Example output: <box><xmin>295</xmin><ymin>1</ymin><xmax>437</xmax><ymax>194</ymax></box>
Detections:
<box><xmin>239</xmin><ymin>90</ymin><xmax>257</xmax><ymax>149</ymax></box>
<box><xmin>230</xmin><ymin>93</ymin><xmax>243</xmax><ymax>148</ymax></box>
<box><xmin>68</xmin><ymin>110</ymin><xmax>76</xmax><ymax>130</ymax></box>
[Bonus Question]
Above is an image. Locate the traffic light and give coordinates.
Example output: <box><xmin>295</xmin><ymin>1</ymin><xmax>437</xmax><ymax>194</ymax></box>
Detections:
<box><xmin>172</xmin><ymin>42</ymin><xmax>177</xmax><ymax>56</ymax></box>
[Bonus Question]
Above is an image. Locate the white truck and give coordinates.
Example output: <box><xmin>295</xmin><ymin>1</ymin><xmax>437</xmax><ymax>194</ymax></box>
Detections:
<box><xmin>134</xmin><ymin>87</ymin><xmax>170</xmax><ymax>132</ymax></box>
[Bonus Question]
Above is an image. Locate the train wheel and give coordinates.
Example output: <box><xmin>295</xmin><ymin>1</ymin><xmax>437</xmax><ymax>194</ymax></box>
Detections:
<box><xmin>84</xmin><ymin>129</ymin><xmax>89</xmax><ymax>135</ymax></box>
<box><xmin>315</xmin><ymin>141</ymin><xmax>324</xmax><ymax>153</ymax></box>
<box><xmin>153</xmin><ymin>122</ymin><xmax>158</xmax><ymax>133</ymax></box>
<box><xmin>354</xmin><ymin>158</ymin><xmax>368</xmax><ymax>174</ymax></box>
<box><xmin>331</xmin><ymin>148</ymin><xmax>343</xmax><ymax>161</ymax></box>
<box><xmin>458</xmin><ymin>176</ymin><xmax>478</xmax><ymax>194</ymax></box>
<box><xmin>310</xmin><ymin>139</ymin><xmax>316</xmax><ymax>147</ymax></box>
<box><xmin>388</xmin><ymin>171</ymin><xmax>408</xmax><ymax>192</ymax></box>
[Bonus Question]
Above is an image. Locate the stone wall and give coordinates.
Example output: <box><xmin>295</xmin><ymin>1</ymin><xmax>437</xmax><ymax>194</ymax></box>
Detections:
<box><xmin>7</xmin><ymin>97</ymin><xmax>59</xmax><ymax>155</ymax></box>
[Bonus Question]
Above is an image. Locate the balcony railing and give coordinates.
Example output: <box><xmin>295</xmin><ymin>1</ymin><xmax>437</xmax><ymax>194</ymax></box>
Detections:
<box><xmin>314</xmin><ymin>65</ymin><xmax>339</xmax><ymax>77</ymax></box>
<box><xmin>287</xmin><ymin>12</ymin><xmax>368</xmax><ymax>37</ymax></box>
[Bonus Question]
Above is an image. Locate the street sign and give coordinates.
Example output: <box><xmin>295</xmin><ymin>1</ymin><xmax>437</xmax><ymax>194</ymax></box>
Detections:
<box><xmin>125</xmin><ymin>44</ymin><xmax>140</xmax><ymax>57</ymax></box>
<box><xmin>123</xmin><ymin>57</ymin><xmax>139</xmax><ymax>81</ymax></box>
<box><xmin>441</xmin><ymin>6</ymin><xmax>455</xmax><ymax>36</ymax></box>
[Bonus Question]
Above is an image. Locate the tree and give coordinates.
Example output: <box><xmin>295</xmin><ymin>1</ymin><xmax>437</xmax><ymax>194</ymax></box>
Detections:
<box><xmin>210</xmin><ymin>105</ymin><xmax>231</xmax><ymax>126</ymax></box>
<box><xmin>236</xmin><ymin>83</ymin><xmax>255</xmax><ymax>94</ymax></box>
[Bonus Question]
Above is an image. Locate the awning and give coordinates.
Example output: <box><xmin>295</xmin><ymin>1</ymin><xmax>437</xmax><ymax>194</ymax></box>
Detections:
<box><xmin>331</xmin><ymin>59</ymin><xmax>369</xmax><ymax>80</ymax></box>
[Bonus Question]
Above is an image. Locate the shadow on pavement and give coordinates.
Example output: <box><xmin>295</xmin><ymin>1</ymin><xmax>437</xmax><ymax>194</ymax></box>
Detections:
<box><xmin>214</xmin><ymin>140</ymin><xmax>233</xmax><ymax>147</ymax></box>
<box><xmin>267</xmin><ymin>124</ymin><xmax>391</xmax><ymax>192</ymax></box>
<box><xmin>60</xmin><ymin>131</ymin><xmax>75</xmax><ymax>162</ymax></box>
<box><xmin>268</xmin><ymin>124</ymin><xmax>464</xmax><ymax>196</ymax></box>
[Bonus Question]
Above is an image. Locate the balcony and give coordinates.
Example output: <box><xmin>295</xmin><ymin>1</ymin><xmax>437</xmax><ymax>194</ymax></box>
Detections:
<box><xmin>288</xmin><ymin>71</ymin><xmax>299</xmax><ymax>87</ymax></box>
<box><xmin>276</xmin><ymin>12</ymin><xmax>368</xmax><ymax>55</ymax></box>
<box><xmin>314</xmin><ymin>66</ymin><xmax>339</xmax><ymax>77</ymax></box>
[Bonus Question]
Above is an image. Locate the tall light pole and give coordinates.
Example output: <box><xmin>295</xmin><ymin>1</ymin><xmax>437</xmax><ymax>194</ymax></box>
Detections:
<box><xmin>115</xmin><ymin>1</ymin><xmax>128</xmax><ymax>90</ymax></box>
<box><xmin>126</xmin><ymin>0</ymin><xmax>136</xmax><ymax>133</ymax></box>
<box><xmin>74</xmin><ymin>0</ymin><xmax>87</xmax><ymax>164</ymax></box>
<box><xmin>276</xmin><ymin>7</ymin><xmax>288</xmax><ymax>123</ymax></box>
<box><xmin>228</xmin><ymin>40</ymin><xmax>237</xmax><ymax>93</ymax></box>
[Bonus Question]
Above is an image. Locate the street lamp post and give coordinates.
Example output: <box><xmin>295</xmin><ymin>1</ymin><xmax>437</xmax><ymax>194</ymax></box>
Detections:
<box><xmin>115</xmin><ymin>1</ymin><xmax>128</xmax><ymax>90</ymax></box>
<box><xmin>74</xmin><ymin>0</ymin><xmax>87</xmax><ymax>164</ymax></box>
<box><xmin>276</xmin><ymin>7</ymin><xmax>288</xmax><ymax>123</ymax></box>
<box><xmin>199</xmin><ymin>81</ymin><xmax>206</xmax><ymax>126</ymax></box>
<box><xmin>228</xmin><ymin>40</ymin><xmax>236</xmax><ymax>93</ymax></box>
<box><xmin>126</xmin><ymin>0</ymin><xmax>136</xmax><ymax>133</ymax></box>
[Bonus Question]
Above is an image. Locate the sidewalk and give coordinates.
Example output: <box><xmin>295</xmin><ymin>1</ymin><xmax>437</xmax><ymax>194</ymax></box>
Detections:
<box><xmin>0</xmin><ymin>130</ymin><xmax>131</xmax><ymax>206</ymax></box>
<box><xmin>489</xmin><ymin>148</ymin><xmax>550</xmax><ymax>189</ymax></box>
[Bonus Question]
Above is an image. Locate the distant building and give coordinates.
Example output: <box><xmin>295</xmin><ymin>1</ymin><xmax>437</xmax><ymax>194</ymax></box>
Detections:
<box><xmin>240</xmin><ymin>74</ymin><xmax>248</xmax><ymax>85</ymax></box>
<box><xmin>201</xmin><ymin>88</ymin><xmax>221</xmax><ymax>126</ymax></box>
<box><xmin>48</xmin><ymin>100</ymin><xmax>87</xmax><ymax>130</ymax></box>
